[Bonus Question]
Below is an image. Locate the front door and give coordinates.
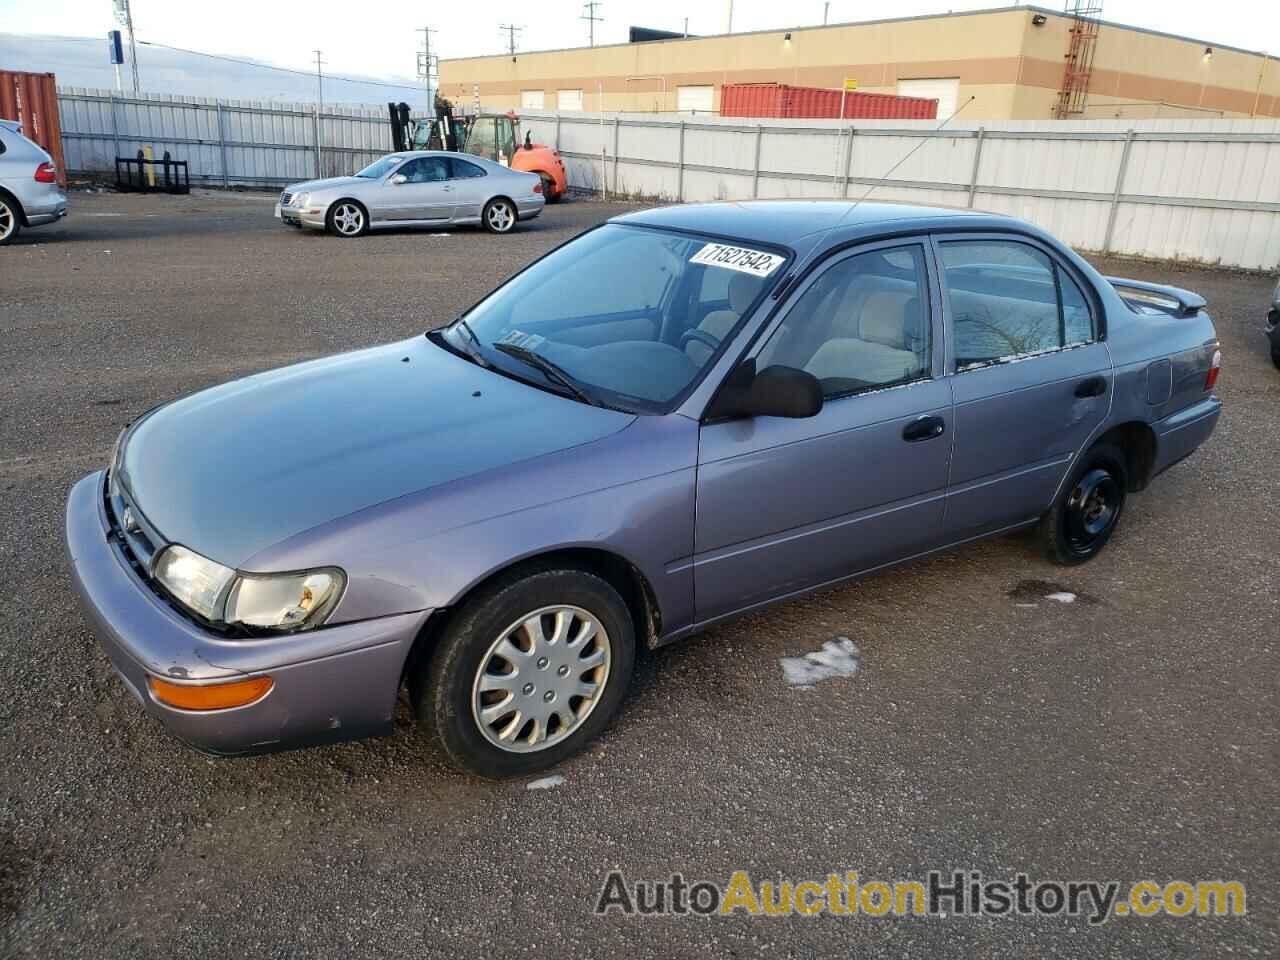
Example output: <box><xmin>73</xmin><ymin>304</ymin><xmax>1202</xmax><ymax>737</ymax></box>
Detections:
<box><xmin>934</xmin><ymin>235</ymin><xmax>1112</xmax><ymax>536</ymax></box>
<box><xmin>383</xmin><ymin>156</ymin><xmax>453</xmax><ymax>222</ymax></box>
<box><xmin>693</xmin><ymin>240</ymin><xmax>954</xmax><ymax>624</ymax></box>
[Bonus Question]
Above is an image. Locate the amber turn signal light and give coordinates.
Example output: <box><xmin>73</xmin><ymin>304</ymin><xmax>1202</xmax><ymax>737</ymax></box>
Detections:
<box><xmin>147</xmin><ymin>675</ymin><xmax>273</xmax><ymax>711</ymax></box>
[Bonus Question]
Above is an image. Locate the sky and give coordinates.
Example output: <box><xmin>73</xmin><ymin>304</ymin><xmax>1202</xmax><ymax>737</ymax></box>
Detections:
<box><xmin>0</xmin><ymin>0</ymin><xmax>1276</xmax><ymax>85</ymax></box>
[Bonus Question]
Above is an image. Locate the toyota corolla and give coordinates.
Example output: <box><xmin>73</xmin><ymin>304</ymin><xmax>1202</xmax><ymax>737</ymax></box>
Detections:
<box><xmin>66</xmin><ymin>201</ymin><xmax>1222</xmax><ymax>778</ymax></box>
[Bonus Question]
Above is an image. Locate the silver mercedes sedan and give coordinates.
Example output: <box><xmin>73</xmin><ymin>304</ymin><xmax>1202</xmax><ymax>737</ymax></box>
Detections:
<box><xmin>274</xmin><ymin>151</ymin><xmax>544</xmax><ymax>237</ymax></box>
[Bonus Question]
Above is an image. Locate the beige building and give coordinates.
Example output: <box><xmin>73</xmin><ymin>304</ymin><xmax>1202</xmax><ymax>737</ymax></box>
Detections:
<box><xmin>439</xmin><ymin>5</ymin><xmax>1279</xmax><ymax>121</ymax></box>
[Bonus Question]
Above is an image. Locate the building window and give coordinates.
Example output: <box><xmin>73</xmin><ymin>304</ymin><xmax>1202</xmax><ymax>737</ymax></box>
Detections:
<box><xmin>896</xmin><ymin>78</ymin><xmax>960</xmax><ymax>120</ymax></box>
<box><xmin>557</xmin><ymin>89</ymin><xmax>584</xmax><ymax>111</ymax></box>
<box><xmin>520</xmin><ymin>90</ymin><xmax>545</xmax><ymax>110</ymax></box>
<box><xmin>676</xmin><ymin>85</ymin><xmax>715</xmax><ymax>114</ymax></box>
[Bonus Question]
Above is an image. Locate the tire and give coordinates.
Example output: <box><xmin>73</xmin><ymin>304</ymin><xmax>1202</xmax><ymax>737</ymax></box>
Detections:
<box><xmin>1272</xmin><ymin>347</ymin><xmax>1280</xmax><ymax>371</ymax></box>
<box><xmin>482</xmin><ymin>197</ymin><xmax>517</xmax><ymax>234</ymax></box>
<box><xmin>412</xmin><ymin>566</ymin><xmax>636</xmax><ymax>779</ymax></box>
<box><xmin>541</xmin><ymin>174</ymin><xmax>562</xmax><ymax>204</ymax></box>
<box><xmin>0</xmin><ymin>194</ymin><xmax>22</xmax><ymax>245</ymax></box>
<box><xmin>326</xmin><ymin>200</ymin><xmax>367</xmax><ymax>238</ymax></box>
<box><xmin>1038</xmin><ymin>442</ymin><xmax>1128</xmax><ymax>565</ymax></box>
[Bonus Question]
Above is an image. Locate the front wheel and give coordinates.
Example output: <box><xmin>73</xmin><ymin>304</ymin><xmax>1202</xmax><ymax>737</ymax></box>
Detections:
<box><xmin>1272</xmin><ymin>347</ymin><xmax>1280</xmax><ymax>371</ymax></box>
<box><xmin>326</xmin><ymin>200</ymin><xmax>367</xmax><ymax>238</ymax></box>
<box><xmin>482</xmin><ymin>197</ymin><xmax>517</xmax><ymax>234</ymax></box>
<box><xmin>0</xmin><ymin>196</ymin><xmax>22</xmax><ymax>245</ymax></box>
<box><xmin>541</xmin><ymin>174</ymin><xmax>562</xmax><ymax>204</ymax></box>
<box><xmin>412</xmin><ymin>566</ymin><xmax>636</xmax><ymax>778</ymax></box>
<box><xmin>1038</xmin><ymin>443</ymin><xmax>1127</xmax><ymax>565</ymax></box>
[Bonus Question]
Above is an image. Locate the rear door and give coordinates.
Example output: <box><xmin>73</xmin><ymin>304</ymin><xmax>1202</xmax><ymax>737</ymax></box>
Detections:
<box><xmin>934</xmin><ymin>234</ymin><xmax>1111</xmax><ymax>537</ymax></box>
<box><xmin>693</xmin><ymin>239</ymin><xmax>953</xmax><ymax>623</ymax></box>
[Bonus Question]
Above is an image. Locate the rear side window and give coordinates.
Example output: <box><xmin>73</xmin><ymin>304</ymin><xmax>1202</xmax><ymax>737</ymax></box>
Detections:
<box><xmin>449</xmin><ymin>158</ymin><xmax>486</xmax><ymax>179</ymax></box>
<box><xmin>939</xmin><ymin>240</ymin><xmax>1094</xmax><ymax>369</ymax></box>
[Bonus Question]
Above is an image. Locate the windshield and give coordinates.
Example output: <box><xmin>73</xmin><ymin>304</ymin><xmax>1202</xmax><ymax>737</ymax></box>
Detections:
<box><xmin>355</xmin><ymin>156</ymin><xmax>403</xmax><ymax>179</ymax></box>
<box><xmin>442</xmin><ymin>224</ymin><xmax>788</xmax><ymax>412</ymax></box>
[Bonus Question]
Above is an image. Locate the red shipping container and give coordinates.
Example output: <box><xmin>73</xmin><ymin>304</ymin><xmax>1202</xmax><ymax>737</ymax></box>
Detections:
<box><xmin>721</xmin><ymin>82</ymin><xmax>937</xmax><ymax>121</ymax></box>
<box><xmin>0</xmin><ymin>70</ymin><xmax>66</xmax><ymax>185</ymax></box>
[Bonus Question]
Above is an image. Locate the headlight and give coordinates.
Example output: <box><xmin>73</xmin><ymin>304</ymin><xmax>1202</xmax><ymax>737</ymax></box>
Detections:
<box><xmin>225</xmin><ymin>569</ymin><xmax>343</xmax><ymax>631</ymax></box>
<box><xmin>294</xmin><ymin>192</ymin><xmax>311</xmax><ymax>208</ymax></box>
<box><xmin>153</xmin><ymin>544</ymin><xmax>344</xmax><ymax>633</ymax></box>
<box><xmin>154</xmin><ymin>545</ymin><xmax>236</xmax><ymax>621</ymax></box>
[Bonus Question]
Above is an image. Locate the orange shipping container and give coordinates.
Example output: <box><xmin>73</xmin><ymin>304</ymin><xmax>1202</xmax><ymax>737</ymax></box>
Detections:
<box><xmin>721</xmin><ymin>83</ymin><xmax>938</xmax><ymax>121</ymax></box>
<box><xmin>0</xmin><ymin>70</ymin><xmax>66</xmax><ymax>185</ymax></box>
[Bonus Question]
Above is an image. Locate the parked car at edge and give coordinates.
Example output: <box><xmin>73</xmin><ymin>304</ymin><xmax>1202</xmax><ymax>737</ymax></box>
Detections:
<box><xmin>1266</xmin><ymin>277</ymin><xmax>1280</xmax><ymax>368</ymax></box>
<box><xmin>0</xmin><ymin>118</ymin><xmax>67</xmax><ymax>245</ymax></box>
<box><xmin>275</xmin><ymin>150</ymin><xmax>543</xmax><ymax>237</ymax></box>
<box><xmin>67</xmin><ymin>201</ymin><xmax>1222</xmax><ymax>778</ymax></box>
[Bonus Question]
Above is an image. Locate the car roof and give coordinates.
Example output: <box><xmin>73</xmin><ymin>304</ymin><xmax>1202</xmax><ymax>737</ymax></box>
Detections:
<box><xmin>613</xmin><ymin>200</ymin><xmax>994</xmax><ymax>247</ymax></box>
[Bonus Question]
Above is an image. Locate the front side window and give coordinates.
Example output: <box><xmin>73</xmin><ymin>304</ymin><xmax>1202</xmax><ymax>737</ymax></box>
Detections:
<box><xmin>398</xmin><ymin>157</ymin><xmax>449</xmax><ymax>183</ymax></box>
<box><xmin>356</xmin><ymin>155</ymin><xmax>403</xmax><ymax>179</ymax></box>
<box><xmin>442</xmin><ymin>224</ymin><xmax>788</xmax><ymax>411</ymax></box>
<box><xmin>756</xmin><ymin>244</ymin><xmax>932</xmax><ymax>398</ymax></box>
<box><xmin>467</xmin><ymin>119</ymin><xmax>499</xmax><ymax>162</ymax></box>
<box><xmin>940</xmin><ymin>239</ymin><xmax>1094</xmax><ymax>368</ymax></box>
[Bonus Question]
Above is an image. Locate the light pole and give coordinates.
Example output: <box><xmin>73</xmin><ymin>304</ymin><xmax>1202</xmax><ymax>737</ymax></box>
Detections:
<box><xmin>112</xmin><ymin>0</ymin><xmax>140</xmax><ymax>93</ymax></box>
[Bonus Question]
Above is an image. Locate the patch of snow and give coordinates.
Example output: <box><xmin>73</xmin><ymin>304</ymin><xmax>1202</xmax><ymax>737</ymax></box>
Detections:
<box><xmin>1045</xmin><ymin>592</ymin><xmax>1077</xmax><ymax>604</ymax></box>
<box><xmin>780</xmin><ymin>637</ymin><xmax>860</xmax><ymax>688</ymax></box>
<box><xmin>526</xmin><ymin>775</ymin><xmax>565</xmax><ymax>791</ymax></box>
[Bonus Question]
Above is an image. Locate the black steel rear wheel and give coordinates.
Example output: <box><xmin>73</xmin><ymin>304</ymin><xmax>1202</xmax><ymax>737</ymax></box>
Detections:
<box><xmin>1039</xmin><ymin>443</ymin><xmax>1127</xmax><ymax>565</ymax></box>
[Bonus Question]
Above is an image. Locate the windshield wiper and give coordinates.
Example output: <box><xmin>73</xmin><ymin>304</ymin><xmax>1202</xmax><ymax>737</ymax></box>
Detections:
<box><xmin>493</xmin><ymin>341</ymin><xmax>602</xmax><ymax>407</ymax></box>
<box><xmin>449</xmin><ymin>319</ymin><xmax>492</xmax><ymax>368</ymax></box>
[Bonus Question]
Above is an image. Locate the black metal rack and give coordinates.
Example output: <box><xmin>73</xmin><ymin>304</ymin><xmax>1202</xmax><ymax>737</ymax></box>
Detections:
<box><xmin>115</xmin><ymin>151</ymin><xmax>190</xmax><ymax>194</ymax></box>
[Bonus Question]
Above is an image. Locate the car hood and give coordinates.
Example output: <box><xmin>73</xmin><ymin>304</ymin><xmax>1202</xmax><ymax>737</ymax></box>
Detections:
<box><xmin>118</xmin><ymin>337</ymin><xmax>634</xmax><ymax>568</ymax></box>
<box><xmin>285</xmin><ymin>175</ymin><xmax>366</xmax><ymax>194</ymax></box>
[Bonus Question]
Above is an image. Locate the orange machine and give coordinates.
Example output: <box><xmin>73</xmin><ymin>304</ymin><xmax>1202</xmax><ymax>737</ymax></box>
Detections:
<box><xmin>415</xmin><ymin>111</ymin><xmax>567</xmax><ymax>203</ymax></box>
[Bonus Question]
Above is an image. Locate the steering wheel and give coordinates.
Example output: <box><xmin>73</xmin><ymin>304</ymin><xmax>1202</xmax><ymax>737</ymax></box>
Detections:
<box><xmin>679</xmin><ymin>328</ymin><xmax>721</xmax><ymax>354</ymax></box>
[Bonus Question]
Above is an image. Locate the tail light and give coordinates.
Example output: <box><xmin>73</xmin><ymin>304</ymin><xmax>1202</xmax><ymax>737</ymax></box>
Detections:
<box><xmin>1204</xmin><ymin>349</ymin><xmax>1221</xmax><ymax>391</ymax></box>
<box><xmin>533</xmin><ymin>182</ymin><xmax>543</xmax><ymax>194</ymax></box>
<box><xmin>34</xmin><ymin>162</ymin><xmax>57</xmax><ymax>183</ymax></box>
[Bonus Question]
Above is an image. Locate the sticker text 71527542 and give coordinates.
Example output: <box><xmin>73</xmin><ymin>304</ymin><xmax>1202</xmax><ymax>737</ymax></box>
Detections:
<box><xmin>690</xmin><ymin>243</ymin><xmax>786</xmax><ymax>278</ymax></box>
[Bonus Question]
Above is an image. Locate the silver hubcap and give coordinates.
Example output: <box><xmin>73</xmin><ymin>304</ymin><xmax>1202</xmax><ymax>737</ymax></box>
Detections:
<box><xmin>486</xmin><ymin>202</ymin><xmax>514</xmax><ymax>232</ymax></box>
<box><xmin>0</xmin><ymin>202</ymin><xmax>13</xmax><ymax>240</ymax></box>
<box><xmin>333</xmin><ymin>203</ymin><xmax>363</xmax><ymax>235</ymax></box>
<box><xmin>471</xmin><ymin>604</ymin><xmax>611</xmax><ymax>753</ymax></box>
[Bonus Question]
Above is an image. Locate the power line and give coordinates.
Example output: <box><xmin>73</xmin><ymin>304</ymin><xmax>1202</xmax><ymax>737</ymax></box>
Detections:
<box><xmin>134</xmin><ymin>39</ymin><xmax>423</xmax><ymax>90</ymax></box>
<box><xmin>581</xmin><ymin>2</ymin><xmax>604</xmax><ymax>47</ymax></box>
<box><xmin>498</xmin><ymin>23</ymin><xmax>523</xmax><ymax>56</ymax></box>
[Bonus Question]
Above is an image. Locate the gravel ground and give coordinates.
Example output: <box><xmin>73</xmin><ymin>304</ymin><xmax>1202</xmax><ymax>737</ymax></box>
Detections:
<box><xmin>1</xmin><ymin>189</ymin><xmax>1277</xmax><ymax>958</ymax></box>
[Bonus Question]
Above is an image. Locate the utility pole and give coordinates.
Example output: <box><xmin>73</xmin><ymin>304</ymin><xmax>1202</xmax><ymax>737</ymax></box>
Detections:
<box><xmin>727</xmin><ymin>0</ymin><xmax>734</xmax><ymax>34</ymax></box>
<box><xmin>824</xmin><ymin>2</ymin><xmax>830</xmax><ymax>25</ymax></box>
<box><xmin>313</xmin><ymin>49</ymin><xmax>325</xmax><ymax>109</ymax></box>
<box><xmin>112</xmin><ymin>0</ymin><xmax>140</xmax><ymax>93</ymax></box>
<box><xmin>498</xmin><ymin>23</ymin><xmax>523</xmax><ymax>56</ymax></box>
<box><xmin>581</xmin><ymin>2</ymin><xmax>604</xmax><ymax>47</ymax></box>
<box><xmin>416</xmin><ymin>26</ymin><xmax>437</xmax><ymax>103</ymax></box>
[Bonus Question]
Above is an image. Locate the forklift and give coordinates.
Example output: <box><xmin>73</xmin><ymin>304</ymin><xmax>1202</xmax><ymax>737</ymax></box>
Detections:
<box><xmin>388</xmin><ymin>100</ymin><xmax>566</xmax><ymax>203</ymax></box>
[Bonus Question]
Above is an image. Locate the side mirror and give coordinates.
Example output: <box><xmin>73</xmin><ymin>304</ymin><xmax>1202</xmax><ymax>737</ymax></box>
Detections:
<box><xmin>705</xmin><ymin>361</ymin><xmax>823</xmax><ymax>421</ymax></box>
<box><xmin>390</xmin><ymin>174</ymin><xmax>408</xmax><ymax>185</ymax></box>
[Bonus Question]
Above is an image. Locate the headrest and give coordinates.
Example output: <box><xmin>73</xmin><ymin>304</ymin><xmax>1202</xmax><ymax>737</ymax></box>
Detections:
<box><xmin>859</xmin><ymin>291</ymin><xmax>911</xmax><ymax>349</ymax></box>
<box><xmin>728</xmin><ymin>272</ymin><xmax>757</xmax><ymax>314</ymax></box>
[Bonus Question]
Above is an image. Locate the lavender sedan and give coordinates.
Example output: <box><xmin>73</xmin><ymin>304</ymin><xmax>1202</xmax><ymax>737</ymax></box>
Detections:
<box><xmin>66</xmin><ymin>201</ymin><xmax>1222</xmax><ymax>778</ymax></box>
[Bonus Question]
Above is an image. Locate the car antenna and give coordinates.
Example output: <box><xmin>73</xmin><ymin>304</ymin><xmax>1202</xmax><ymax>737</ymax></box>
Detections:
<box><xmin>782</xmin><ymin>94</ymin><xmax>978</xmax><ymax>283</ymax></box>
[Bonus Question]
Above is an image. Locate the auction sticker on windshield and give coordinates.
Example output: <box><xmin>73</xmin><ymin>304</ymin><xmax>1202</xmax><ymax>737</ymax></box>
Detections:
<box><xmin>690</xmin><ymin>243</ymin><xmax>786</xmax><ymax>278</ymax></box>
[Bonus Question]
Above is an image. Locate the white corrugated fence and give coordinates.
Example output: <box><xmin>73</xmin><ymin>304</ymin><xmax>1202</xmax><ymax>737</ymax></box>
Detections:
<box><xmin>50</xmin><ymin>87</ymin><xmax>1280</xmax><ymax>269</ymax></box>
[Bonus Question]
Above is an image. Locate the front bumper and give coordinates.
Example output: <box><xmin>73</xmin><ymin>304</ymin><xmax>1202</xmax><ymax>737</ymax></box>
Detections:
<box><xmin>65</xmin><ymin>472</ymin><xmax>430</xmax><ymax>755</ymax></box>
<box><xmin>274</xmin><ymin>201</ymin><xmax>327</xmax><ymax>230</ymax></box>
